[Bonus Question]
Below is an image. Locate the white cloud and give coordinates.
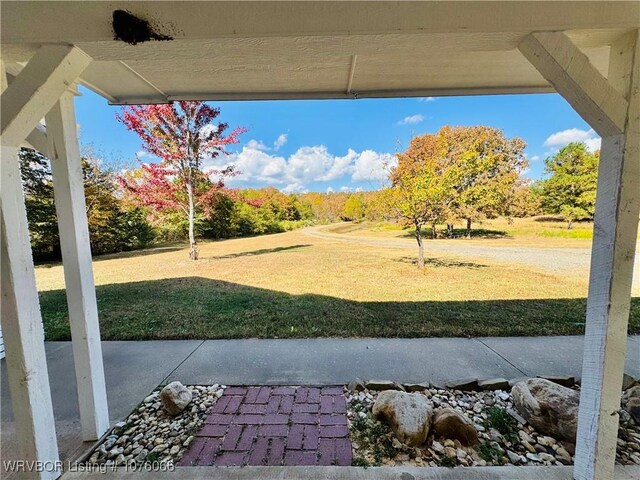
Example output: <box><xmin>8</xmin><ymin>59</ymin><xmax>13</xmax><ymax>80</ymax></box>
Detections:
<box><xmin>199</xmin><ymin>124</ymin><xmax>218</xmax><ymax>138</ymax></box>
<box><xmin>584</xmin><ymin>137</ymin><xmax>602</xmax><ymax>153</ymax></box>
<box><xmin>397</xmin><ymin>114</ymin><xmax>424</xmax><ymax>125</ymax></box>
<box><xmin>245</xmin><ymin>139</ymin><xmax>269</xmax><ymax>151</ymax></box>
<box><xmin>274</xmin><ymin>133</ymin><xmax>288</xmax><ymax>150</ymax></box>
<box><xmin>326</xmin><ymin>187</ymin><xmax>334</xmax><ymax>193</ymax></box>
<box><xmin>544</xmin><ymin>128</ymin><xmax>601</xmax><ymax>152</ymax></box>
<box><xmin>530</xmin><ymin>155</ymin><xmax>540</xmax><ymax>162</ymax></box>
<box><xmin>206</xmin><ymin>145</ymin><xmax>286</xmax><ymax>183</ymax></box>
<box><xmin>319</xmin><ymin>149</ymin><xmax>358</xmax><ymax>181</ymax></box>
<box><xmin>417</xmin><ymin>97</ymin><xmax>436</xmax><ymax>102</ymax></box>
<box><xmin>136</xmin><ymin>150</ymin><xmax>148</xmax><ymax>158</ymax></box>
<box><xmin>352</xmin><ymin>150</ymin><xmax>396</xmax><ymax>182</ymax></box>
<box><xmin>283</xmin><ymin>182</ymin><xmax>308</xmax><ymax>194</ymax></box>
<box><xmin>205</xmin><ymin>139</ymin><xmax>394</xmax><ymax>192</ymax></box>
<box><xmin>339</xmin><ymin>186</ymin><xmax>352</xmax><ymax>193</ymax></box>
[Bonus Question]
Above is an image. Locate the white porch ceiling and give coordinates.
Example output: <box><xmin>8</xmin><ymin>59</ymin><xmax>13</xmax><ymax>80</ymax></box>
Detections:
<box><xmin>1</xmin><ymin>1</ymin><xmax>639</xmax><ymax>104</ymax></box>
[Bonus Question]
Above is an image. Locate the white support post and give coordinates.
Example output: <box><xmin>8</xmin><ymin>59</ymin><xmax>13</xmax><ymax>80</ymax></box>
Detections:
<box><xmin>1</xmin><ymin>144</ymin><xmax>61</xmax><ymax>480</ymax></box>
<box><xmin>46</xmin><ymin>91</ymin><xmax>110</xmax><ymax>441</ymax></box>
<box><xmin>573</xmin><ymin>30</ymin><xmax>640</xmax><ymax>480</ymax></box>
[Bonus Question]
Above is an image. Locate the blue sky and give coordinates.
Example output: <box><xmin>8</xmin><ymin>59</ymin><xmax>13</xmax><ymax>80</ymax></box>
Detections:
<box><xmin>75</xmin><ymin>86</ymin><xmax>600</xmax><ymax>193</ymax></box>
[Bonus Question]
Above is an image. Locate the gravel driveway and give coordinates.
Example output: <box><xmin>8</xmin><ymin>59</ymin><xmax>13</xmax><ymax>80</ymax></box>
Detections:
<box><xmin>305</xmin><ymin>226</ymin><xmax>640</xmax><ymax>291</ymax></box>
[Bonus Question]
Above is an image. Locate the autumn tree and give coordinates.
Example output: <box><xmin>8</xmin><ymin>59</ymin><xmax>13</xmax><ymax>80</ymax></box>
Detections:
<box><xmin>506</xmin><ymin>181</ymin><xmax>542</xmax><ymax>218</ymax></box>
<box><xmin>389</xmin><ymin>133</ymin><xmax>460</xmax><ymax>268</ymax></box>
<box><xmin>445</xmin><ymin>126</ymin><xmax>527</xmax><ymax>238</ymax></box>
<box><xmin>118</xmin><ymin>102</ymin><xmax>244</xmax><ymax>259</ymax></box>
<box><xmin>341</xmin><ymin>194</ymin><xmax>366</xmax><ymax>221</ymax></box>
<box><xmin>538</xmin><ymin>142</ymin><xmax>599</xmax><ymax>229</ymax></box>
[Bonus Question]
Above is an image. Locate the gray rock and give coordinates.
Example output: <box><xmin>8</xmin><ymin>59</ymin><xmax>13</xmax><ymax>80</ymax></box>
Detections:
<box><xmin>509</xmin><ymin>377</ymin><xmax>530</xmax><ymax>388</ymax></box>
<box><xmin>622</xmin><ymin>374</ymin><xmax>637</xmax><ymax>391</ymax></box>
<box><xmin>511</xmin><ymin>378</ymin><xmax>579</xmax><ymax>442</ymax></box>
<box><xmin>506</xmin><ymin>450</ymin><xmax>521</xmax><ymax>464</ymax></box>
<box><xmin>103</xmin><ymin>436</ymin><xmax>117</xmax><ymax>450</ymax></box>
<box><xmin>536</xmin><ymin>375</ymin><xmax>575</xmax><ymax>388</ymax></box>
<box><xmin>431</xmin><ymin>440</ymin><xmax>444</xmax><ymax>453</ymax></box>
<box><xmin>539</xmin><ymin>452</ymin><xmax>556</xmax><ymax>463</ymax></box>
<box><xmin>160</xmin><ymin>381</ymin><xmax>193</xmax><ymax>415</ymax></box>
<box><xmin>134</xmin><ymin>449</ymin><xmax>148</xmax><ymax>463</ymax></box>
<box><xmin>622</xmin><ymin>386</ymin><xmax>640</xmax><ymax>424</ymax></box>
<box><xmin>403</xmin><ymin>383</ymin><xmax>430</xmax><ymax>393</ymax></box>
<box><xmin>366</xmin><ymin>380</ymin><xmax>400</xmax><ymax>391</ymax></box>
<box><xmin>347</xmin><ymin>379</ymin><xmax>366</xmax><ymax>392</ymax></box>
<box><xmin>432</xmin><ymin>407</ymin><xmax>478</xmax><ymax>446</ymax></box>
<box><xmin>526</xmin><ymin>452</ymin><xmax>541</xmax><ymax>462</ymax></box>
<box><xmin>507</xmin><ymin>408</ymin><xmax>527</xmax><ymax>425</ymax></box>
<box><xmin>372</xmin><ymin>390</ymin><xmax>433</xmax><ymax>447</ymax></box>
<box><xmin>478</xmin><ymin>378</ymin><xmax>510</xmax><ymax>391</ymax></box>
<box><xmin>108</xmin><ymin>447</ymin><xmax>124</xmax><ymax>459</ymax></box>
<box><xmin>555</xmin><ymin>446</ymin><xmax>572</xmax><ymax>465</ymax></box>
<box><xmin>445</xmin><ymin>378</ymin><xmax>478</xmax><ymax>391</ymax></box>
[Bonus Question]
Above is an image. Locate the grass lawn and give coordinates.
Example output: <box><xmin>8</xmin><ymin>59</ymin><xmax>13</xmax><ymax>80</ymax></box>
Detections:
<box><xmin>325</xmin><ymin>216</ymin><xmax>606</xmax><ymax>248</ymax></box>
<box><xmin>36</xmin><ymin>225</ymin><xmax>640</xmax><ymax>340</ymax></box>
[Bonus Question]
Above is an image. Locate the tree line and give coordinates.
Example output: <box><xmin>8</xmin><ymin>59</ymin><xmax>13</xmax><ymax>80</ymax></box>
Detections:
<box><xmin>18</xmin><ymin>100</ymin><xmax>599</xmax><ymax>263</ymax></box>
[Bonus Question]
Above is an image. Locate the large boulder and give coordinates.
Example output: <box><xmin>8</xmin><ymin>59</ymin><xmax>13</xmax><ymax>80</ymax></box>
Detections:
<box><xmin>372</xmin><ymin>391</ymin><xmax>433</xmax><ymax>447</ymax></box>
<box><xmin>511</xmin><ymin>378</ymin><xmax>579</xmax><ymax>441</ymax></box>
<box><xmin>432</xmin><ymin>407</ymin><xmax>478</xmax><ymax>446</ymax></box>
<box><xmin>160</xmin><ymin>381</ymin><xmax>192</xmax><ymax>415</ymax></box>
<box><xmin>622</xmin><ymin>386</ymin><xmax>640</xmax><ymax>424</ymax></box>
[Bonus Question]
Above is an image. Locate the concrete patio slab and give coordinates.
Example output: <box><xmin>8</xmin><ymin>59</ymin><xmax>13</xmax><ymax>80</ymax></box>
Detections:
<box><xmin>1</xmin><ymin>340</ymin><xmax>203</xmax><ymax>422</ymax></box>
<box><xmin>1</xmin><ymin>340</ymin><xmax>202</xmax><ymax>478</ymax></box>
<box><xmin>478</xmin><ymin>335</ymin><xmax>640</xmax><ymax>380</ymax></box>
<box><xmin>2</xmin><ymin>336</ymin><xmax>639</xmax><ymax>478</ymax></box>
<box><xmin>164</xmin><ymin>338</ymin><xmax>526</xmax><ymax>386</ymax></box>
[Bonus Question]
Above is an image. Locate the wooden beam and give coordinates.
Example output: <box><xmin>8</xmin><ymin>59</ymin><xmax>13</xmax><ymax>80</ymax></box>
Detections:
<box><xmin>574</xmin><ymin>30</ymin><xmax>640</xmax><ymax>480</ymax></box>
<box><xmin>519</xmin><ymin>31</ymin><xmax>628</xmax><ymax>137</ymax></box>
<box><xmin>46</xmin><ymin>91</ymin><xmax>110</xmax><ymax>441</ymax></box>
<box><xmin>1</xmin><ymin>145</ymin><xmax>61</xmax><ymax>479</ymax></box>
<box><xmin>1</xmin><ymin>45</ymin><xmax>90</xmax><ymax>147</ymax></box>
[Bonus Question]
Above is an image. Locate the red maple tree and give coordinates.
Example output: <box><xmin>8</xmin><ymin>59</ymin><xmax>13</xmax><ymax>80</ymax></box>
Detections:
<box><xmin>117</xmin><ymin>101</ymin><xmax>245</xmax><ymax>259</ymax></box>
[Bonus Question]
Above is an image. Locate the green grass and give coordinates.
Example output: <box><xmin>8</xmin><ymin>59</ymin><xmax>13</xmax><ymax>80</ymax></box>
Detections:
<box><xmin>476</xmin><ymin>442</ymin><xmax>504</xmax><ymax>463</ymax></box>
<box><xmin>35</xmin><ymin>228</ymin><xmax>640</xmax><ymax>340</ymax></box>
<box><xmin>483</xmin><ymin>407</ymin><xmax>519</xmax><ymax>444</ymax></box>
<box><xmin>39</xmin><ymin>279</ymin><xmax>640</xmax><ymax>340</ymax></box>
<box><xmin>538</xmin><ymin>229</ymin><xmax>594</xmax><ymax>239</ymax></box>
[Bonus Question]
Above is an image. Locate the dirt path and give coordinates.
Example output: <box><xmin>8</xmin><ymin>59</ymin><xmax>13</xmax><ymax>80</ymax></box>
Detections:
<box><xmin>304</xmin><ymin>225</ymin><xmax>640</xmax><ymax>291</ymax></box>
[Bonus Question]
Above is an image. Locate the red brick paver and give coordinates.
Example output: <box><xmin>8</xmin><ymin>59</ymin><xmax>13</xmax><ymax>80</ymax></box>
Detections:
<box><xmin>178</xmin><ymin>386</ymin><xmax>352</xmax><ymax>467</ymax></box>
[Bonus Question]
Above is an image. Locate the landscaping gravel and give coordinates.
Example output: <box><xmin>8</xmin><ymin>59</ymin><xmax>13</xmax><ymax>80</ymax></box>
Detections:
<box><xmin>346</xmin><ymin>386</ymin><xmax>640</xmax><ymax>467</ymax></box>
<box><xmin>86</xmin><ymin>385</ymin><xmax>226</xmax><ymax>467</ymax></box>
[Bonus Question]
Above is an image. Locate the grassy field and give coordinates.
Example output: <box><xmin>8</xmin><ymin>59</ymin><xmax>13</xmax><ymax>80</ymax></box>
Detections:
<box><xmin>36</xmin><ymin>219</ymin><xmax>640</xmax><ymax>341</ymax></box>
<box><xmin>324</xmin><ymin>216</ymin><xmax>601</xmax><ymax>248</ymax></box>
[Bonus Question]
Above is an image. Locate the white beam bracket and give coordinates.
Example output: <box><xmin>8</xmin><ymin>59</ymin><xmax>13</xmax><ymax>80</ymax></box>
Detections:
<box><xmin>519</xmin><ymin>31</ymin><xmax>628</xmax><ymax>137</ymax></box>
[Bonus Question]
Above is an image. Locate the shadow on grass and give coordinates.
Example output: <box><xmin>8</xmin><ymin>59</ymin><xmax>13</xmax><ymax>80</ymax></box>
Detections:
<box><xmin>39</xmin><ymin>277</ymin><xmax>640</xmax><ymax>341</ymax></box>
<box><xmin>395</xmin><ymin>256</ymin><xmax>488</xmax><ymax>269</ymax></box>
<box><xmin>395</xmin><ymin>229</ymin><xmax>510</xmax><ymax>240</ymax></box>
<box><xmin>204</xmin><ymin>244</ymin><xmax>312</xmax><ymax>260</ymax></box>
<box><xmin>35</xmin><ymin>245</ymin><xmax>186</xmax><ymax>268</ymax></box>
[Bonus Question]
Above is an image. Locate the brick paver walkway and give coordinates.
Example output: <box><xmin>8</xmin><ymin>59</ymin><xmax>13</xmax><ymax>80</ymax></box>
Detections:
<box><xmin>178</xmin><ymin>386</ymin><xmax>352</xmax><ymax>467</ymax></box>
